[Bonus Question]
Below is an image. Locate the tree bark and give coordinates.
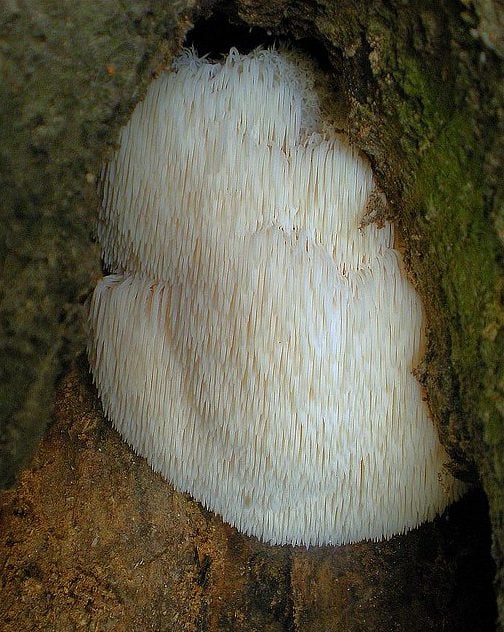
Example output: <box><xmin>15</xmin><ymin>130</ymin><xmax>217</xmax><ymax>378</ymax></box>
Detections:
<box><xmin>1</xmin><ymin>0</ymin><xmax>502</xmax><ymax>629</ymax></box>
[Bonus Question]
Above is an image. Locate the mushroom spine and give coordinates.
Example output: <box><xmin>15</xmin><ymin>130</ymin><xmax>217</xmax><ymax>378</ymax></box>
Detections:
<box><xmin>89</xmin><ymin>48</ymin><xmax>464</xmax><ymax>546</ymax></box>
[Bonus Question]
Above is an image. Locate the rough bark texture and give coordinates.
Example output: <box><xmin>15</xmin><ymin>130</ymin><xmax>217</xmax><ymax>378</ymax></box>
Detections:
<box><xmin>0</xmin><ymin>0</ymin><xmax>194</xmax><ymax>487</ymax></box>
<box><xmin>1</xmin><ymin>0</ymin><xmax>503</xmax><ymax>629</ymax></box>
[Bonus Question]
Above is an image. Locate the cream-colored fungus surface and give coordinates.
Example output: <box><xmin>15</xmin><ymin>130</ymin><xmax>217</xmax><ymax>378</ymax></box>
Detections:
<box><xmin>89</xmin><ymin>49</ymin><xmax>464</xmax><ymax>545</ymax></box>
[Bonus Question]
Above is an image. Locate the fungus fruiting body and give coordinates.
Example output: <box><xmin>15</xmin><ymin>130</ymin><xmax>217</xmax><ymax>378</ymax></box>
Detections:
<box><xmin>89</xmin><ymin>48</ymin><xmax>464</xmax><ymax>546</ymax></box>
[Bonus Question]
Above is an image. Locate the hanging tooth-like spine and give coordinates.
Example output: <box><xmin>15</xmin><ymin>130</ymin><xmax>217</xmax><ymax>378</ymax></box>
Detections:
<box><xmin>89</xmin><ymin>47</ymin><xmax>465</xmax><ymax>547</ymax></box>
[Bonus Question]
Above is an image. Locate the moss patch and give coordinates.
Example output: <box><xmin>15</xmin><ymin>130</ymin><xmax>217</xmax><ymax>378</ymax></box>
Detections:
<box><xmin>406</xmin><ymin>110</ymin><xmax>499</xmax><ymax>447</ymax></box>
<box><xmin>407</xmin><ymin>107</ymin><xmax>504</xmax><ymax>626</ymax></box>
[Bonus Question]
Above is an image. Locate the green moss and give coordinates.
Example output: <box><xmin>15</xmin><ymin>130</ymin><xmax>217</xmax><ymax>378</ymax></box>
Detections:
<box><xmin>394</xmin><ymin>54</ymin><xmax>452</xmax><ymax>154</ymax></box>
<box><xmin>406</xmin><ymin>105</ymin><xmax>504</xmax><ymax>620</ymax></box>
<box><xmin>408</xmin><ymin>110</ymin><xmax>500</xmax><ymax>453</ymax></box>
<box><xmin>416</xmin><ymin>114</ymin><xmax>494</xmax><ymax>354</ymax></box>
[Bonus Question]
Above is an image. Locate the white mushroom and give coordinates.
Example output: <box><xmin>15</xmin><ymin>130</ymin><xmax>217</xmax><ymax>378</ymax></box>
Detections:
<box><xmin>88</xmin><ymin>48</ymin><xmax>465</xmax><ymax>546</ymax></box>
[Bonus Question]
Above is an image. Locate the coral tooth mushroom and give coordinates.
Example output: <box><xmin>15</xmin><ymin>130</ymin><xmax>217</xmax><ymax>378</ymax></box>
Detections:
<box><xmin>89</xmin><ymin>48</ymin><xmax>464</xmax><ymax>546</ymax></box>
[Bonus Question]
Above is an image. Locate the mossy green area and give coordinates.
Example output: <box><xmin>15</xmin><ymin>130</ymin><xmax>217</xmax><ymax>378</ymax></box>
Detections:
<box><xmin>368</xmin><ymin>1</ymin><xmax>504</xmax><ymax>533</ymax></box>
<box><xmin>408</xmin><ymin>112</ymin><xmax>498</xmax><ymax>442</ymax></box>
<box><xmin>408</xmin><ymin>111</ymin><xmax>504</xmax><ymax>625</ymax></box>
<box><xmin>408</xmin><ymin>105</ymin><xmax>504</xmax><ymax>482</ymax></box>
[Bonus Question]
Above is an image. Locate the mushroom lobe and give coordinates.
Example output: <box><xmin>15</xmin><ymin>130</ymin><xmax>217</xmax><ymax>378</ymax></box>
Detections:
<box><xmin>89</xmin><ymin>49</ymin><xmax>464</xmax><ymax>545</ymax></box>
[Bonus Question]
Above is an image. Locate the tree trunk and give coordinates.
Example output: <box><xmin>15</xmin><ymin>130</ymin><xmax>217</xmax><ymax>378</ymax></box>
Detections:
<box><xmin>1</xmin><ymin>1</ymin><xmax>502</xmax><ymax>629</ymax></box>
